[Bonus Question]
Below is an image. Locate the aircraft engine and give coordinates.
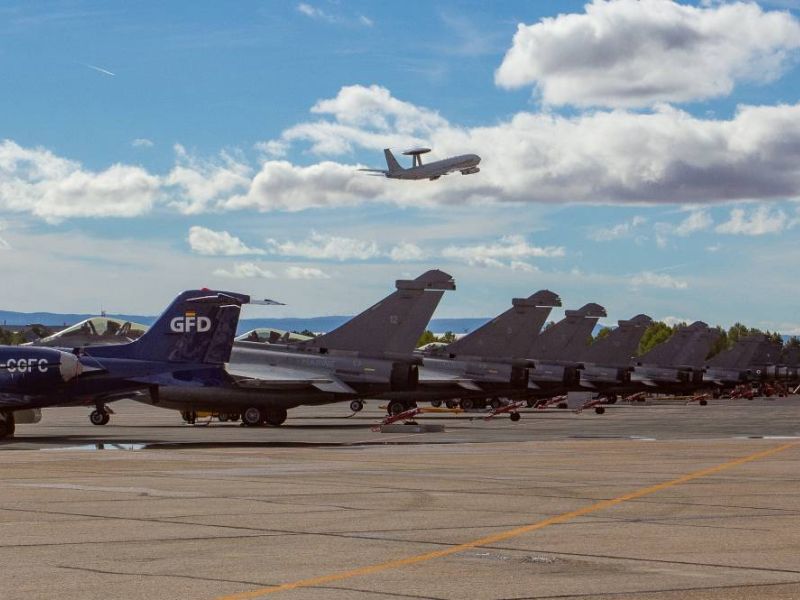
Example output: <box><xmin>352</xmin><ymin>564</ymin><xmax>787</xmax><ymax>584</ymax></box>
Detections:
<box><xmin>390</xmin><ymin>363</ymin><xmax>419</xmax><ymax>391</ymax></box>
<box><xmin>0</xmin><ymin>347</ymin><xmax>82</xmax><ymax>394</ymax></box>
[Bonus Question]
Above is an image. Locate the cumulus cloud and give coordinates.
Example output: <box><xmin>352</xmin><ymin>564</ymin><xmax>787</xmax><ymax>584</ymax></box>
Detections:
<box><xmin>166</xmin><ymin>145</ymin><xmax>252</xmax><ymax>215</ymax></box>
<box><xmin>442</xmin><ymin>235</ymin><xmax>564</xmax><ymax>269</ymax></box>
<box><xmin>715</xmin><ymin>206</ymin><xmax>789</xmax><ymax>235</ymax></box>
<box><xmin>213</xmin><ymin>262</ymin><xmax>276</xmax><ymax>279</ymax></box>
<box><xmin>0</xmin><ymin>139</ymin><xmax>160</xmax><ymax>222</ymax></box>
<box><xmin>188</xmin><ymin>226</ymin><xmax>264</xmax><ymax>256</ymax></box>
<box><xmin>266</xmin><ymin>231</ymin><xmax>380</xmax><ymax>260</ymax></box>
<box><xmin>389</xmin><ymin>242</ymin><xmax>425</xmax><ymax>262</ymax></box>
<box><xmin>285</xmin><ymin>265</ymin><xmax>330</xmax><ymax>279</ymax></box>
<box><xmin>496</xmin><ymin>0</ymin><xmax>800</xmax><ymax>108</ymax></box>
<box><xmin>674</xmin><ymin>209</ymin><xmax>713</xmax><ymax>236</ymax></box>
<box><xmin>630</xmin><ymin>271</ymin><xmax>688</xmax><ymax>290</ymax></box>
<box><xmin>589</xmin><ymin>215</ymin><xmax>647</xmax><ymax>241</ymax></box>
<box><xmin>132</xmin><ymin>138</ymin><xmax>154</xmax><ymax>148</ymax></box>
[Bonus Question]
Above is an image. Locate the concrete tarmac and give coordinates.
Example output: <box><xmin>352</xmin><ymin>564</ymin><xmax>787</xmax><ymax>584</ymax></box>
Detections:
<box><xmin>2</xmin><ymin>398</ymin><xmax>799</xmax><ymax>599</ymax></box>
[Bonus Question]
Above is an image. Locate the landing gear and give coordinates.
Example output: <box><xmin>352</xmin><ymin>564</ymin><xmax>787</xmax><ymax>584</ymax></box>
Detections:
<box><xmin>594</xmin><ymin>406</ymin><xmax>606</xmax><ymax>415</ymax></box>
<box><xmin>0</xmin><ymin>411</ymin><xmax>15</xmax><ymax>440</ymax></box>
<box><xmin>89</xmin><ymin>409</ymin><xmax>110</xmax><ymax>426</ymax></box>
<box><xmin>509</xmin><ymin>412</ymin><xmax>521</xmax><ymax>422</ymax></box>
<box><xmin>264</xmin><ymin>408</ymin><xmax>288</xmax><ymax>427</ymax></box>
<box><xmin>349</xmin><ymin>400</ymin><xmax>364</xmax><ymax>413</ymax></box>
<box><xmin>181</xmin><ymin>410</ymin><xmax>197</xmax><ymax>424</ymax></box>
<box><xmin>387</xmin><ymin>400</ymin><xmax>407</xmax><ymax>416</ymax></box>
<box><xmin>699</xmin><ymin>399</ymin><xmax>708</xmax><ymax>406</ymax></box>
<box><xmin>459</xmin><ymin>398</ymin><xmax>475</xmax><ymax>411</ymax></box>
<box><xmin>241</xmin><ymin>407</ymin><xmax>263</xmax><ymax>427</ymax></box>
<box><xmin>445</xmin><ymin>400</ymin><xmax>457</xmax><ymax>409</ymax></box>
<box><xmin>430</xmin><ymin>400</ymin><xmax>442</xmax><ymax>408</ymax></box>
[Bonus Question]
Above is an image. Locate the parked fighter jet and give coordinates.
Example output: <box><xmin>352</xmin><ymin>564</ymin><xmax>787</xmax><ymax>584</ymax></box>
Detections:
<box><xmin>578</xmin><ymin>314</ymin><xmax>653</xmax><ymax>393</ymax></box>
<box><xmin>0</xmin><ymin>289</ymin><xmax>254</xmax><ymax>439</ymax></box>
<box><xmin>388</xmin><ymin>290</ymin><xmax>562</xmax><ymax>414</ymax></box>
<box><xmin>360</xmin><ymin>148</ymin><xmax>481</xmax><ymax>181</ymax></box>
<box><xmin>629</xmin><ymin>321</ymin><xmax>719</xmax><ymax>392</ymax></box>
<box><xmin>704</xmin><ymin>334</ymin><xmax>767</xmax><ymax>388</ymax></box>
<box><xmin>139</xmin><ymin>270</ymin><xmax>456</xmax><ymax>426</ymax></box>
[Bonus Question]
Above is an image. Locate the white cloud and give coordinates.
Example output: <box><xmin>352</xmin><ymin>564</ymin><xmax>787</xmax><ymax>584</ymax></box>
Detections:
<box><xmin>674</xmin><ymin>209</ymin><xmax>713</xmax><ymax>236</ymax></box>
<box><xmin>0</xmin><ymin>140</ymin><xmax>159</xmax><ymax>222</ymax></box>
<box><xmin>442</xmin><ymin>235</ymin><xmax>564</xmax><ymax>269</ymax></box>
<box><xmin>389</xmin><ymin>242</ymin><xmax>425</xmax><ymax>262</ymax></box>
<box><xmin>496</xmin><ymin>0</ymin><xmax>800</xmax><ymax>108</ymax></box>
<box><xmin>589</xmin><ymin>215</ymin><xmax>646</xmax><ymax>241</ymax></box>
<box><xmin>662</xmin><ymin>315</ymin><xmax>692</xmax><ymax>327</ymax></box>
<box><xmin>166</xmin><ymin>145</ymin><xmax>252</xmax><ymax>215</ymax></box>
<box><xmin>297</xmin><ymin>3</ymin><xmax>372</xmax><ymax>27</ymax></box>
<box><xmin>630</xmin><ymin>271</ymin><xmax>689</xmax><ymax>290</ymax></box>
<box><xmin>266</xmin><ymin>231</ymin><xmax>380</xmax><ymax>261</ymax></box>
<box><xmin>213</xmin><ymin>262</ymin><xmax>276</xmax><ymax>279</ymax></box>
<box><xmin>132</xmin><ymin>138</ymin><xmax>154</xmax><ymax>148</ymax></box>
<box><xmin>188</xmin><ymin>226</ymin><xmax>264</xmax><ymax>256</ymax></box>
<box><xmin>285</xmin><ymin>266</ymin><xmax>330</xmax><ymax>279</ymax></box>
<box><xmin>715</xmin><ymin>206</ymin><xmax>789</xmax><ymax>235</ymax></box>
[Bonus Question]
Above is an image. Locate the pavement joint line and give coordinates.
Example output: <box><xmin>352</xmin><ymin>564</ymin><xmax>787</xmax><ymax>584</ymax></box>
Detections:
<box><xmin>213</xmin><ymin>440</ymin><xmax>800</xmax><ymax>600</ymax></box>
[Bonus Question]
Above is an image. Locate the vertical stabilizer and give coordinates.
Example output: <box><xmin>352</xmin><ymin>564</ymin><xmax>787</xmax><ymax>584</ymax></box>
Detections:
<box><xmin>583</xmin><ymin>314</ymin><xmax>652</xmax><ymax>365</ymax></box>
<box><xmin>637</xmin><ymin>321</ymin><xmax>717</xmax><ymax>367</ymax></box>
<box><xmin>707</xmin><ymin>334</ymin><xmax>766</xmax><ymax>369</ymax></box>
<box><xmin>527</xmin><ymin>303</ymin><xmax>607</xmax><ymax>360</ymax></box>
<box><xmin>445</xmin><ymin>290</ymin><xmax>561</xmax><ymax>359</ymax></box>
<box><xmin>299</xmin><ymin>270</ymin><xmax>455</xmax><ymax>356</ymax></box>
<box><xmin>384</xmin><ymin>149</ymin><xmax>403</xmax><ymax>173</ymax></box>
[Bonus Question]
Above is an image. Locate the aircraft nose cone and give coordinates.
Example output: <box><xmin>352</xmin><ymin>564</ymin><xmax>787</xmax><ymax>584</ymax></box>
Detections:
<box><xmin>472</xmin><ymin>154</ymin><xmax>481</xmax><ymax>164</ymax></box>
<box><xmin>58</xmin><ymin>351</ymin><xmax>82</xmax><ymax>382</ymax></box>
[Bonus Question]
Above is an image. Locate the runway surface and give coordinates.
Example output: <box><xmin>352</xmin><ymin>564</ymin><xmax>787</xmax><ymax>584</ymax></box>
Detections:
<box><xmin>2</xmin><ymin>398</ymin><xmax>799</xmax><ymax>599</ymax></box>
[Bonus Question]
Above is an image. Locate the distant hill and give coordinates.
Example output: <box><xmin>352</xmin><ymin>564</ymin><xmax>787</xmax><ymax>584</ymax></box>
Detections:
<box><xmin>0</xmin><ymin>309</ymin><xmax>491</xmax><ymax>336</ymax></box>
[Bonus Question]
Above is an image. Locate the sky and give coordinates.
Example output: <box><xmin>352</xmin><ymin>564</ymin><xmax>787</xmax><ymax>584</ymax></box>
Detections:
<box><xmin>1</xmin><ymin>0</ymin><xmax>799</xmax><ymax>333</ymax></box>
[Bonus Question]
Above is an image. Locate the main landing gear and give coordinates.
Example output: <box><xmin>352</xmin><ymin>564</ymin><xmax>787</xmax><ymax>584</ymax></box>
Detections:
<box><xmin>241</xmin><ymin>407</ymin><xmax>289</xmax><ymax>427</ymax></box>
<box><xmin>89</xmin><ymin>407</ymin><xmax>110</xmax><ymax>426</ymax></box>
<box><xmin>0</xmin><ymin>411</ymin><xmax>15</xmax><ymax>440</ymax></box>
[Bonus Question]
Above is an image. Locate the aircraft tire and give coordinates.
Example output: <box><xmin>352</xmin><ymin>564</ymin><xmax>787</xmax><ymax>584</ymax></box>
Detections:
<box><xmin>594</xmin><ymin>406</ymin><xmax>606</xmax><ymax>415</ymax></box>
<box><xmin>509</xmin><ymin>412</ymin><xmax>521</xmax><ymax>422</ymax></box>
<box><xmin>699</xmin><ymin>399</ymin><xmax>708</xmax><ymax>406</ymax></box>
<box><xmin>0</xmin><ymin>411</ymin><xmax>15</xmax><ymax>439</ymax></box>
<box><xmin>242</xmin><ymin>407</ymin><xmax>263</xmax><ymax>427</ymax></box>
<box><xmin>387</xmin><ymin>401</ymin><xmax>406</xmax><ymax>416</ymax></box>
<box><xmin>430</xmin><ymin>400</ymin><xmax>442</xmax><ymax>408</ymax></box>
<box><xmin>90</xmin><ymin>410</ymin><xmax>109</xmax><ymax>426</ymax></box>
<box><xmin>459</xmin><ymin>398</ymin><xmax>474</xmax><ymax>411</ymax></box>
<box><xmin>264</xmin><ymin>408</ymin><xmax>288</xmax><ymax>427</ymax></box>
<box><xmin>445</xmin><ymin>400</ymin><xmax>457</xmax><ymax>409</ymax></box>
<box><xmin>490</xmin><ymin>398</ymin><xmax>503</xmax><ymax>410</ymax></box>
<box><xmin>349</xmin><ymin>400</ymin><xmax>364</xmax><ymax>412</ymax></box>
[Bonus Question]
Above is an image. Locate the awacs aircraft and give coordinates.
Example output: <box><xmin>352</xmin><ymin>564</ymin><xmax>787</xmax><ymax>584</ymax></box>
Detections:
<box><xmin>0</xmin><ymin>289</ymin><xmax>255</xmax><ymax>439</ymax></box>
<box><xmin>360</xmin><ymin>148</ymin><xmax>481</xmax><ymax>181</ymax></box>
<box><xmin>391</xmin><ymin>290</ymin><xmax>563</xmax><ymax>414</ymax></box>
<box><xmin>138</xmin><ymin>270</ymin><xmax>456</xmax><ymax>426</ymax></box>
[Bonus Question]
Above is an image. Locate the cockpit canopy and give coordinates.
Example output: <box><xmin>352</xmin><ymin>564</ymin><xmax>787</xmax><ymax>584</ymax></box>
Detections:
<box><xmin>35</xmin><ymin>317</ymin><xmax>149</xmax><ymax>347</ymax></box>
<box><xmin>236</xmin><ymin>328</ymin><xmax>313</xmax><ymax>345</ymax></box>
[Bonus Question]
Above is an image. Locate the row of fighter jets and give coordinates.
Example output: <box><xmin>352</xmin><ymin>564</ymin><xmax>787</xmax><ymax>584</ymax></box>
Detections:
<box><xmin>1</xmin><ymin>270</ymin><xmax>797</xmax><ymax>439</ymax></box>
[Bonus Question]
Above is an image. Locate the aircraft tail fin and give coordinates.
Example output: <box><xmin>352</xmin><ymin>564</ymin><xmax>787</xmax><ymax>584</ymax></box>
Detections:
<box><xmin>583</xmin><ymin>314</ymin><xmax>652</xmax><ymax>365</ymax></box>
<box><xmin>89</xmin><ymin>290</ymin><xmax>250</xmax><ymax>364</ymax></box>
<box><xmin>300</xmin><ymin>270</ymin><xmax>455</xmax><ymax>356</ymax></box>
<box><xmin>527</xmin><ymin>303</ymin><xmax>607</xmax><ymax>360</ymax></box>
<box><xmin>384</xmin><ymin>149</ymin><xmax>404</xmax><ymax>173</ymax></box>
<box><xmin>445</xmin><ymin>290</ymin><xmax>561</xmax><ymax>358</ymax></box>
<box><xmin>707</xmin><ymin>334</ymin><xmax>765</xmax><ymax>369</ymax></box>
<box><xmin>637</xmin><ymin>321</ymin><xmax>718</xmax><ymax>367</ymax></box>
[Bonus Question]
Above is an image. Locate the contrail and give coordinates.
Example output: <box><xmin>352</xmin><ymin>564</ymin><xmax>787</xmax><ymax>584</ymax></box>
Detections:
<box><xmin>86</xmin><ymin>64</ymin><xmax>116</xmax><ymax>77</ymax></box>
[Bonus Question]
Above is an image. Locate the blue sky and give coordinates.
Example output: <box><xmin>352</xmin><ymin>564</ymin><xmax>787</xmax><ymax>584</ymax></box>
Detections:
<box><xmin>1</xmin><ymin>0</ymin><xmax>799</xmax><ymax>334</ymax></box>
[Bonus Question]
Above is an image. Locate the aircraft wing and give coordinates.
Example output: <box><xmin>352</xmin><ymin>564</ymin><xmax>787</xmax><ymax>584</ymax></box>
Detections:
<box><xmin>419</xmin><ymin>367</ymin><xmax>483</xmax><ymax>391</ymax></box>
<box><xmin>226</xmin><ymin>363</ymin><xmax>357</xmax><ymax>394</ymax></box>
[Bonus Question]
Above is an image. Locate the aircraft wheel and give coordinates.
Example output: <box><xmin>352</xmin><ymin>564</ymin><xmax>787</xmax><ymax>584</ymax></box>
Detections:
<box><xmin>445</xmin><ymin>400</ymin><xmax>457</xmax><ymax>409</ymax></box>
<box><xmin>430</xmin><ymin>400</ymin><xmax>442</xmax><ymax>408</ymax></box>
<box><xmin>349</xmin><ymin>400</ymin><xmax>364</xmax><ymax>413</ymax></box>
<box><xmin>241</xmin><ymin>407</ymin><xmax>263</xmax><ymax>427</ymax></box>
<box><xmin>459</xmin><ymin>398</ymin><xmax>474</xmax><ymax>411</ymax></box>
<box><xmin>606</xmin><ymin>395</ymin><xmax>618</xmax><ymax>404</ymax></box>
<box><xmin>90</xmin><ymin>410</ymin><xmax>109</xmax><ymax>426</ymax></box>
<box><xmin>387</xmin><ymin>401</ymin><xmax>406</xmax><ymax>416</ymax></box>
<box><xmin>699</xmin><ymin>399</ymin><xmax>708</xmax><ymax>406</ymax></box>
<box><xmin>490</xmin><ymin>398</ymin><xmax>503</xmax><ymax>410</ymax></box>
<box><xmin>264</xmin><ymin>408</ymin><xmax>288</xmax><ymax>427</ymax></box>
<box><xmin>0</xmin><ymin>411</ymin><xmax>15</xmax><ymax>440</ymax></box>
<box><xmin>218</xmin><ymin>414</ymin><xmax>229</xmax><ymax>422</ymax></box>
<box><xmin>594</xmin><ymin>406</ymin><xmax>606</xmax><ymax>415</ymax></box>
<box><xmin>509</xmin><ymin>412</ymin><xmax>521</xmax><ymax>422</ymax></box>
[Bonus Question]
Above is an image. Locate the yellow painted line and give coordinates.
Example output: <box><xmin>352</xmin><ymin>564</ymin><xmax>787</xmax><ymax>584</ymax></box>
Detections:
<box><xmin>216</xmin><ymin>441</ymin><xmax>799</xmax><ymax>600</ymax></box>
